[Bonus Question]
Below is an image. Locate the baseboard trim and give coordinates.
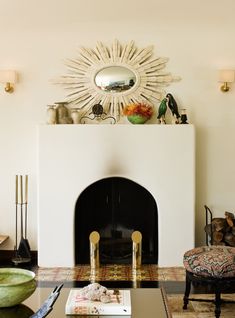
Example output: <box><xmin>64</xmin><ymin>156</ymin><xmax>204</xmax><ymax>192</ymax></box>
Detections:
<box><xmin>0</xmin><ymin>250</ymin><xmax>38</xmax><ymax>266</ymax></box>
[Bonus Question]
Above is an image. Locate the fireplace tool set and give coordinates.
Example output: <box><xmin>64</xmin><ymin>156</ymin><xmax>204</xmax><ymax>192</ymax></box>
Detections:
<box><xmin>12</xmin><ymin>174</ymin><xmax>31</xmax><ymax>265</ymax></box>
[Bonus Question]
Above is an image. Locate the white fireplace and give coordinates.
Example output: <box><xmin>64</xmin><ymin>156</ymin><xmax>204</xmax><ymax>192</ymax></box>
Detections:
<box><xmin>37</xmin><ymin>124</ymin><xmax>195</xmax><ymax>267</ymax></box>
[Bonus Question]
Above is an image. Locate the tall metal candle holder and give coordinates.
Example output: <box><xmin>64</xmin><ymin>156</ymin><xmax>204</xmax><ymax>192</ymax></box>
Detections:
<box><xmin>12</xmin><ymin>175</ymin><xmax>31</xmax><ymax>265</ymax></box>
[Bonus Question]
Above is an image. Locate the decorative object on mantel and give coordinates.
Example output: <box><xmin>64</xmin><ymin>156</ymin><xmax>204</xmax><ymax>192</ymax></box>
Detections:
<box><xmin>54</xmin><ymin>39</ymin><xmax>180</xmax><ymax>122</ymax></box>
<box><xmin>80</xmin><ymin>103</ymin><xmax>116</xmax><ymax>124</ymax></box>
<box><xmin>123</xmin><ymin>103</ymin><xmax>153</xmax><ymax>124</ymax></box>
<box><xmin>12</xmin><ymin>175</ymin><xmax>31</xmax><ymax>265</ymax></box>
<box><xmin>46</xmin><ymin>105</ymin><xmax>57</xmax><ymax>125</ymax></box>
<box><xmin>180</xmin><ymin>109</ymin><xmax>188</xmax><ymax>124</ymax></box>
<box><xmin>166</xmin><ymin>93</ymin><xmax>180</xmax><ymax>124</ymax></box>
<box><xmin>71</xmin><ymin>108</ymin><xmax>80</xmax><ymax>124</ymax></box>
<box><xmin>54</xmin><ymin>101</ymin><xmax>73</xmax><ymax>124</ymax></box>
<box><xmin>157</xmin><ymin>93</ymin><xmax>189</xmax><ymax>125</ymax></box>
<box><xmin>157</xmin><ymin>97</ymin><xmax>168</xmax><ymax>124</ymax></box>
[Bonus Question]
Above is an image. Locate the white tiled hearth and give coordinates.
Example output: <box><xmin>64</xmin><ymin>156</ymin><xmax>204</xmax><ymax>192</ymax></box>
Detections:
<box><xmin>37</xmin><ymin>124</ymin><xmax>195</xmax><ymax>267</ymax></box>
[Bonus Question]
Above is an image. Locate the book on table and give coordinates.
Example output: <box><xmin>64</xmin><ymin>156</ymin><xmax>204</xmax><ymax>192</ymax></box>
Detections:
<box><xmin>65</xmin><ymin>289</ymin><xmax>131</xmax><ymax>315</ymax></box>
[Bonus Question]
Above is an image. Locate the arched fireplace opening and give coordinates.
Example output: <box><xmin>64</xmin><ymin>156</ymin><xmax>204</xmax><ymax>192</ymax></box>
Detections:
<box><xmin>75</xmin><ymin>177</ymin><xmax>158</xmax><ymax>264</ymax></box>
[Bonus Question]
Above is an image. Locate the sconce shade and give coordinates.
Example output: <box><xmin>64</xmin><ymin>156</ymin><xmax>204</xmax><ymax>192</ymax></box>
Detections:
<box><xmin>218</xmin><ymin>70</ymin><xmax>235</xmax><ymax>83</ymax></box>
<box><xmin>0</xmin><ymin>70</ymin><xmax>17</xmax><ymax>84</ymax></box>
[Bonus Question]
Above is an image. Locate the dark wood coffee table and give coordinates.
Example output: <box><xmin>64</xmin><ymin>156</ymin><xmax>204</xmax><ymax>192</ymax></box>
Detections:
<box><xmin>21</xmin><ymin>287</ymin><xmax>171</xmax><ymax>317</ymax></box>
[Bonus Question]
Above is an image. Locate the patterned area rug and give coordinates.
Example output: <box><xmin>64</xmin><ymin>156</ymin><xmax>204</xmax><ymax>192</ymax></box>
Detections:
<box><xmin>36</xmin><ymin>264</ymin><xmax>185</xmax><ymax>281</ymax></box>
<box><xmin>168</xmin><ymin>293</ymin><xmax>235</xmax><ymax>317</ymax></box>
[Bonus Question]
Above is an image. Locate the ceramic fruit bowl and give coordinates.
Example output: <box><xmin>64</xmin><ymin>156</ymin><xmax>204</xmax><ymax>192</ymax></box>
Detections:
<box><xmin>0</xmin><ymin>268</ymin><xmax>36</xmax><ymax>307</ymax></box>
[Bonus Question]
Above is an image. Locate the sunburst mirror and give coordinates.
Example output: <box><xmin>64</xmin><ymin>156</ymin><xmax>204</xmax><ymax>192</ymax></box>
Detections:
<box><xmin>55</xmin><ymin>39</ymin><xmax>180</xmax><ymax>122</ymax></box>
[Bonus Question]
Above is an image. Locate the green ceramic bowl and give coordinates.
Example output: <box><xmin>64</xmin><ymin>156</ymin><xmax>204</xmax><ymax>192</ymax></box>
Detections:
<box><xmin>127</xmin><ymin>114</ymin><xmax>149</xmax><ymax>124</ymax></box>
<box><xmin>0</xmin><ymin>268</ymin><xmax>36</xmax><ymax>307</ymax></box>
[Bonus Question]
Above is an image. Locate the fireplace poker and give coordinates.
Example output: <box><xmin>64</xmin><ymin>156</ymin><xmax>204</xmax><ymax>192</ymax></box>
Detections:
<box><xmin>24</xmin><ymin>175</ymin><xmax>28</xmax><ymax>239</ymax></box>
<box><xmin>14</xmin><ymin>175</ymin><xmax>18</xmax><ymax>257</ymax></box>
<box><xmin>20</xmin><ymin>175</ymin><xmax>23</xmax><ymax>242</ymax></box>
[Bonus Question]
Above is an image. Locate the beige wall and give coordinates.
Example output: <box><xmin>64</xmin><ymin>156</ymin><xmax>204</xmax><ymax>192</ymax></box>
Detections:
<box><xmin>0</xmin><ymin>0</ymin><xmax>235</xmax><ymax>253</ymax></box>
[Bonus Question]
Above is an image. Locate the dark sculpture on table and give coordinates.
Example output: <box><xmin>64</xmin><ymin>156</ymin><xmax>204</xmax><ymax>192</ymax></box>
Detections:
<box><xmin>30</xmin><ymin>284</ymin><xmax>63</xmax><ymax>318</ymax></box>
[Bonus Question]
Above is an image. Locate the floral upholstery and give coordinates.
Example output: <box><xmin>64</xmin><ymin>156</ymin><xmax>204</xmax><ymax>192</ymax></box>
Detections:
<box><xmin>183</xmin><ymin>246</ymin><xmax>235</xmax><ymax>278</ymax></box>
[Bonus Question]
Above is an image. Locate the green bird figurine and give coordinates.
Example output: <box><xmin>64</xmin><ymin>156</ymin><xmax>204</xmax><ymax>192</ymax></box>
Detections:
<box><xmin>157</xmin><ymin>98</ymin><xmax>167</xmax><ymax>124</ymax></box>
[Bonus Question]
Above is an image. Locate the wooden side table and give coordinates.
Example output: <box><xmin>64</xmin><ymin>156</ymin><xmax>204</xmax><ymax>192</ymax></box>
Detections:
<box><xmin>0</xmin><ymin>235</ymin><xmax>9</xmax><ymax>245</ymax></box>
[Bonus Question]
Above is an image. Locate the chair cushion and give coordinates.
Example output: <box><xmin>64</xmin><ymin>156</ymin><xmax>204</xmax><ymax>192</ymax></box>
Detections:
<box><xmin>183</xmin><ymin>246</ymin><xmax>235</xmax><ymax>278</ymax></box>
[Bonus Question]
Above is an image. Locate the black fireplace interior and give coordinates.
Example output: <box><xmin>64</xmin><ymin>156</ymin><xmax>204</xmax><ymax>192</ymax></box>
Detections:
<box><xmin>75</xmin><ymin>177</ymin><xmax>158</xmax><ymax>264</ymax></box>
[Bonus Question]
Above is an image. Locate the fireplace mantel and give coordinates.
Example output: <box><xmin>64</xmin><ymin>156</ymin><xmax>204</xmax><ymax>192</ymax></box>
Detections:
<box><xmin>37</xmin><ymin>124</ymin><xmax>195</xmax><ymax>267</ymax></box>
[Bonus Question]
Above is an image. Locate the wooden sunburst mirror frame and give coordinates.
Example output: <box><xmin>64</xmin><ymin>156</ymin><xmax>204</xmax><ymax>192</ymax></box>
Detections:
<box><xmin>56</xmin><ymin>39</ymin><xmax>180</xmax><ymax>121</ymax></box>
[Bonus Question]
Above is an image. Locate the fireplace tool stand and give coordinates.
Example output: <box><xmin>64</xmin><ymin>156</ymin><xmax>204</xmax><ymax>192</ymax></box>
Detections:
<box><xmin>12</xmin><ymin>175</ymin><xmax>31</xmax><ymax>265</ymax></box>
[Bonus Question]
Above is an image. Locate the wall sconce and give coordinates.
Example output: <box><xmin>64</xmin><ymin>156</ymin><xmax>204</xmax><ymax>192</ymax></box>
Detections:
<box><xmin>218</xmin><ymin>69</ymin><xmax>235</xmax><ymax>92</ymax></box>
<box><xmin>0</xmin><ymin>70</ymin><xmax>17</xmax><ymax>93</ymax></box>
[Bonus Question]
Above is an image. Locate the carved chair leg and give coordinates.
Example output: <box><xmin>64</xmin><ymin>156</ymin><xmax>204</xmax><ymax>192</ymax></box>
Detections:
<box><xmin>214</xmin><ymin>286</ymin><xmax>221</xmax><ymax>318</ymax></box>
<box><xmin>183</xmin><ymin>271</ymin><xmax>191</xmax><ymax>309</ymax></box>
